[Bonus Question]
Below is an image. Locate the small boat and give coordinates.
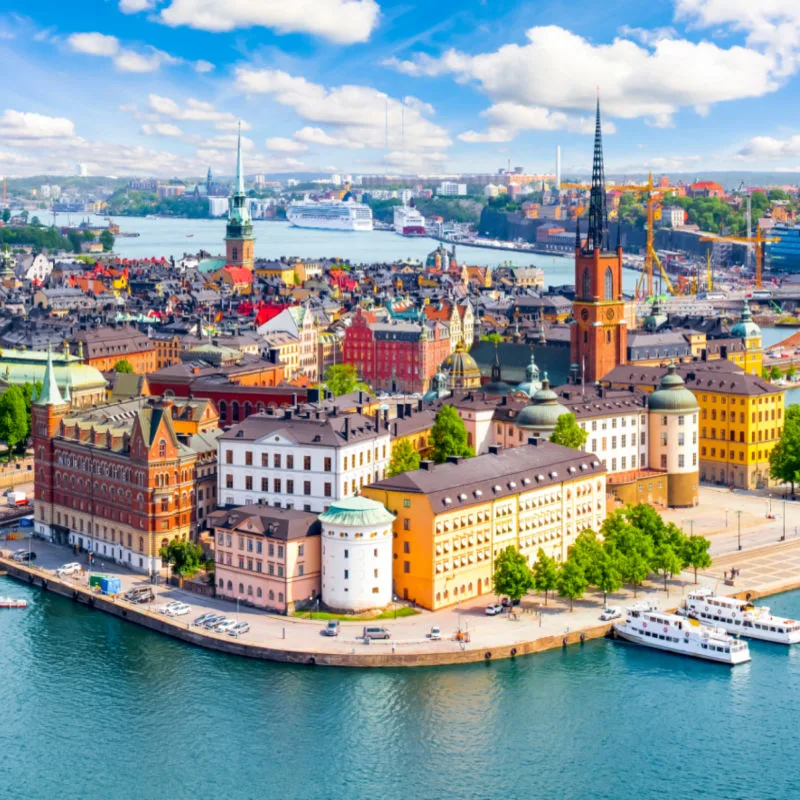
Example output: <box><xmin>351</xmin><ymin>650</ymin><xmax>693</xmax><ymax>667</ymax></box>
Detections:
<box><xmin>613</xmin><ymin>602</ymin><xmax>750</xmax><ymax>665</ymax></box>
<box><xmin>683</xmin><ymin>587</ymin><xmax>800</xmax><ymax>644</ymax></box>
<box><xmin>0</xmin><ymin>597</ymin><xmax>27</xmax><ymax>609</ymax></box>
<box><xmin>185</xmin><ymin>234</ymin><xmax>194</xmax><ymax>238</ymax></box>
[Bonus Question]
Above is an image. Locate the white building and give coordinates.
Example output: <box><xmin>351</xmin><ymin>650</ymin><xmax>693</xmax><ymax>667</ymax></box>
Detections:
<box><xmin>438</xmin><ymin>182</ymin><xmax>467</xmax><ymax>196</ymax></box>
<box><xmin>661</xmin><ymin>206</ymin><xmax>685</xmax><ymax>228</ymax></box>
<box><xmin>23</xmin><ymin>252</ymin><xmax>53</xmax><ymax>283</ymax></box>
<box><xmin>218</xmin><ymin>410</ymin><xmax>391</xmax><ymax>513</ymax></box>
<box><xmin>400</xmin><ymin>188</ymin><xmax>413</xmax><ymax>205</ymax></box>
<box><xmin>208</xmin><ymin>196</ymin><xmax>229</xmax><ymax>217</ymax></box>
<box><xmin>319</xmin><ymin>497</ymin><xmax>395</xmax><ymax>612</ymax></box>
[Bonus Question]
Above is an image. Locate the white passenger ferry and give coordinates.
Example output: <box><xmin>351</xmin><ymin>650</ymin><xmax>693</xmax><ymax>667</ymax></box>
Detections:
<box><xmin>613</xmin><ymin>603</ymin><xmax>751</xmax><ymax>665</ymax></box>
<box><xmin>286</xmin><ymin>199</ymin><xmax>373</xmax><ymax>232</ymax></box>
<box><xmin>684</xmin><ymin>587</ymin><xmax>800</xmax><ymax>645</ymax></box>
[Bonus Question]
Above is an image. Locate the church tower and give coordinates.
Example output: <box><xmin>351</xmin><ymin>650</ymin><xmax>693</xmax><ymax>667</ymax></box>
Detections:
<box><xmin>570</xmin><ymin>96</ymin><xmax>626</xmax><ymax>384</ymax></box>
<box><xmin>225</xmin><ymin>123</ymin><xmax>255</xmax><ymax>269</ymax></box>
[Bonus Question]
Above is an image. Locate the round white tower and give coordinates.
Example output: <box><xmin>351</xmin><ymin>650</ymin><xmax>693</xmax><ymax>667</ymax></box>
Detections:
<box><xmin>320</xmin><ymin>497</ymin><xmax>395</xmax><ymax>613</ymax></box>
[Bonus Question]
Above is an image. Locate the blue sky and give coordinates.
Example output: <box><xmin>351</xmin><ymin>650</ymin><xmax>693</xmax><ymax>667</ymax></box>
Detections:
<box><xmin>2</xmin><ymin>0</ymin><xmax>800</xmax><ymax>178</ymax></box>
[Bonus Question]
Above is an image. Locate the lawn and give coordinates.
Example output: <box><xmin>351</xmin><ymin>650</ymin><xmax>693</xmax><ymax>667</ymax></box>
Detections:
<box><xmin>293</xmin><ymin>606</ymin><xmax>420</xmax><ymax>621</ymax></box>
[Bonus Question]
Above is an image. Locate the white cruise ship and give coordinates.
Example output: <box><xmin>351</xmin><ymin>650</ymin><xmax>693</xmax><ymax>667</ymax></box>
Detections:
<box><xmin>286</xmin><ymin>199</ymin><xmax>373</xmax><ymax>232</ymax></box>
<box><xmin>613</xmin><ymin>603</ymin><xmax>751</xmax><ymax>665</ymax></box>
<box><xmin>394</xmin><ymin>205</ymin><xmax>426</xmax><ymax>236</ymax></box>
<box><xmin>683</xmin><ymin>588</ymin><xmax>800</xmax><ymax>644</ymax></box>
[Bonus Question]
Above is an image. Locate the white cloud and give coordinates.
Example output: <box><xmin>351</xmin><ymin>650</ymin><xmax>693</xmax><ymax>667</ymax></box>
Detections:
<box><xmin>147</xmin><ymin>95</ymin><xmax>249</xmax><ymax>130</ymax></box>
<box><xmin>293</xmin><ymin>126</ymin><xmax>365</xmax><ymax>149</ymax></box>
<box><xmin>119</xmin><ymin>0</ymin><xmax>155</xmax><ymax>12</ymax></box>
<box><xmin>149</xmin><ymin>0</ymin><xmax>380</xmax><ymax>44</ymax></box>
<box><xmin>385</xmin><ymin>25</ymin><xmax>783</xmax><ymax>130</ymax></box>
<box><xmin>194</xmin><ymin>59</ymin><xmax>214</xmax><ymax>73</ymax></box>
<box><xmin>234</xmin><ymin>68</ymin><xmax>450</xmax><ymax>154</ymax></box>
<box><xmin>67</xmin><ymin>32</ymin><xmax>119</xmax><ymax>57</ymax></box>
<box><xmin>737</xmin><ymin>135</ymin><xmax>800</xmax><ymax>160</ymax></box>
<box><xmin>141</xmin><ymin>123</ymin><xmax>183</xmax><ymax>137</ymax></box>
<box><xmin>266</xmin><ymin>137</ymin><xmax>309</xmax><ymax>153</ymax></box>
<box><xmin>0</xmin><ymin>110</ymin><xmax>77</xmax><ymax>143</ymax></box>
<box><xmin>114</xmin><ymin>48</ymin><xmax>177</xmax><ymax>73</ymax></box>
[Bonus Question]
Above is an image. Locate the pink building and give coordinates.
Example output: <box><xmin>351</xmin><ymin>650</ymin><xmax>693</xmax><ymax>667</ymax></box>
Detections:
<box><xmin>210</xmin><ymin>505</ymin><xmax>321</xmax><ymax>614</ymax></box>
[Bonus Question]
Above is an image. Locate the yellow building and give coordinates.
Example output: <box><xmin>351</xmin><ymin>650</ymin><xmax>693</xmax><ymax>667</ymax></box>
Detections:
<box><xmin>363</xmin><ymin>441</ymin><xmax>607</xmax><ymax>610</ymax></box>
<box><xmin>263</xmin><ymin>332</ymin><xmax>300</xmax><ymax>379</ymax></box>
<box><xmin>255</xmin><ymin>263</ymin><xmax>297</xmax><ymax>286</ymax></box>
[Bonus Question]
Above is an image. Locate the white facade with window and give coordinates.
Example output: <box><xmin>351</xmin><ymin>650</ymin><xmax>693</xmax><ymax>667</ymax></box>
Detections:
<box><xmin>218</xmin><ymin>412</ymin><xmax>391</xmax><ymax>513</ymax></box>
<box><xmin>649</xmin><ymin>411</ymin><xmax>698</xmax><ymax>475</ymax></box>
<box><xmin>438</xmin><ymin>182</ymin><xmax>467</xmax><ymax>196</ymax></box>
<box><xmin>581</xmin><ymin>412</ymin><xmax>649</xmax><ymax>475</ymax></box>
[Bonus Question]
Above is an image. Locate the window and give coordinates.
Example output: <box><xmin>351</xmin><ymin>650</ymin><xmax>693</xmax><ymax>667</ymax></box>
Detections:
<box><xmin>343</xmin><ymin>456</ymin><xmax>348</xmax><ymax>470</ymax></box>
<box><xmin>404</xmin><ymin>560</ymin><xmax>410</xmax><ymax>574</ymax></box>
<box><xmin>678</xmin><ymin>415</ymin><xmax>685</xmax><ymax>426</ymax></box>
<box><xmin>403</xmin><ymin>541</ymin><xmax>410</xmax><ymax>553</ymax></box>
<box><xmin>660</xmin><ymin>432</ymin><xmax>667</xmax><ymax>446</ymax></box>
<box><xmin>344</xmin><ymin>549</ymin><xmax>349</xmax><ymax>559</ymax></box>
<box><xmin>678</xmin><ymin>433</ymin><xmax>685</xmax><ymax>447</ymax></box>
<box><xmin>268</xmin><ymin>543</ymin><xmax>274</xmax><ymax>556</ymax></box>
<box><xmin>261</xmin><ymin>453</ymin><xmax>268</xmax><ymax>467</ymax></box>
<box><xmin>277</xmin><ymin>566</ymin><xmax>284</xmax><ymax>578</ymax></box>
<box><xmin>256</xmin><ymin>541</ymin><xmax>262</xmax><ymax>554</ymax></box>
<box><xmin>225</xmin><ymin>450</ymin><xmax>233</xmax><ymax>464</ymax></box>
<box><xmin>298</xmin><ymin>564</ymin><xmax>304</xmax><ymax>577</ymax></box>
<box><xmin>304</xmin><ymin>456</ymin><xmax>311</xmax><ymax>471</ymax></box>
<box><xmin>245</xmin><ymin>451</ymin><xmax>253</xmax><ymax>466</ymax></box>
<box><xmin>287</xmin><ymin>480</ymin><xmax>294</xmax><ymax>494</ymax></box>
<box><xmin>245</xmin><ymin>476</ymin><xmax>253</xmax><ymax>491</ymax></box>
<box><xmin>678</xmin><ymin>454</ymin><xmax>685</xmax><ymax>468</ymax></box>
<box><xmin>582</xmin><ymin>268</ymin><xmax>591</xmax><ymax>299</ymax></box>
<box><xmin>278</xmin><ymin>545</ymin><xmax>284</xmax><ymax>558</ymax></box>
<box><xmin>604</xmin><ymin>267</ymin><xmax>613</xmax><ymax>299</ymax></box>
<box><xmin>324</xmin><ymin>457</ymin><xmax>332</xmax><ymax>472</ymax></box>
<box><xmin>403</xmin><ymin>499</ymin><xmax>411</xmax><ymax>508</ymax></box>
<box><xmin>273</xmin><ymin>454</ymin><xmax>281</xmax><ymax>468</ymax></box>
<box><xmin>158</xmin><ymin>439</ymin><xmax>166</xmax><ymax>458</ymax></box>
<box><xmin>287</xmin><ymin>455</ymin><xmax>294</xmax><ymax>470</ymax></box>
<box><xmin>304</xmin><ymin>481</ymin><xmax>311</xmax><ymax>495</ymax></box>
<box><xmin>274</xmin><ymin>479</ymin><xmax>281</xmax><ymax>493</ymax></box>
<box><xmin>298</xmin><ymin>544</ymin><xmax>304</xmax><ymax>556</ymax></box>
<box><xmin>225</xmin><ymin>474</ymin><xmax>233</xmax><ymax>489</ymax></box>
<box><xmin>344</xmin><ymin>569</ymin><xmax>349</xmax><ymax>579</ymax></box>
<box><xmin>661</xmin><ymin>454</ymin><xmax>667</xmax><ymax>469</ymax></box>
<box><xmin>261</xmin><ymin>477</ymin><xmax>269</xmax><ymax>492</ymax></box>
<box><xmin>161</xmin><ymin>498</ymin><xmax>169</xmax><ymax>512</ymax></box>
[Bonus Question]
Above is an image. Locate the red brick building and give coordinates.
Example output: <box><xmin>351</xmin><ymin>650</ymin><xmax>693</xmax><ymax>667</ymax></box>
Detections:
<box><xmin>343</xmin><ymin>307</ymin><xmax>450</xmax><ymax>393</ymax></box>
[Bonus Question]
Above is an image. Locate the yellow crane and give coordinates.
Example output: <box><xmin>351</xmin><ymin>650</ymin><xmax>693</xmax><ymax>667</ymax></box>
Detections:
<box><xmin>706</xmin><ymin>249</ymin><xmax>712</xmax><ymax>293</ymax></box>
<box><xmin>699</xmin><ymin>228</ymin><xmax>780</xmax><ymax>290</ymax></box>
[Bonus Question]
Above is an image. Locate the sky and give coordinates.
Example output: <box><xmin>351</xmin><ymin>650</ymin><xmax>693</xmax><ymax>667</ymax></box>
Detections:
<box><xmin>3</xmin><ymin>0</ymin><xmax>800</xmax><ymax>178</ymax></box>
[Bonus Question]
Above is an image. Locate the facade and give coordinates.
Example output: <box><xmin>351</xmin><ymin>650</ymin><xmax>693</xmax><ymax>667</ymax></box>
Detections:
<box><xmin>259</xmin><ymin>304</ymin><xmax>321</xmax><ymax>383</ymax></box>
<box><xmin>211</xmin><ymin>505</ymin><xmax>321</xmax><ymax>614</ymax></box>
<box><xmin>363</xmin><ymin>441</ymin><xmax>607</xmax><ymax>611</ymax></box>
<box><xmin>218</xmin><ymin>409</ymin><xmax>391</xmax><ymax>512</ymax></box>
<box><xmin>768</xmin><ymin>224</ymin><xmax>800</xmax><ymax>273</ymax></box>
<box><xmin>71</xmin><ymin>325</ymin><xmax>157</xmax><ymax>374</ymax></box>
<box><xmin>570</xmin><ymin>100</ymin><xmax>627</xmax><ymax>384</ymax></box>
<box><xmin>438</xmin><ymin>182</ymin><xmax>467</xmax><ymax>196</ymax></box>
<box><xmin>33</xmin><ymin>355</ymin><xmax>215</xmax><ymax>575</ymax></box>
<box><xmin>319</xmin><ymin>497</ymin><xmax>395</xmax><ymax>612</ymax></box>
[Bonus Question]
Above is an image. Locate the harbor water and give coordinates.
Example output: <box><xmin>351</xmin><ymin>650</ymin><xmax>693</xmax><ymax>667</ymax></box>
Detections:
<box><xmin>2</xmin><ymin>573</ymin><xmax>800</xmax><ymax>800</ymax></box>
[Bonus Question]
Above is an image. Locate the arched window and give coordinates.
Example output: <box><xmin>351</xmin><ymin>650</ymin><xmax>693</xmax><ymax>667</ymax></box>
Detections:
<box><xmin>218</xmin><ymin>400</ymin><xmax>227</xmax><ymax>421</ymax></box>
<box><xmin>582</xmin><ymin>268</ymin><xmax>591</xmax><ymax>299</ymax></box>
<box><xmin>244</xmin><ymin>402</ymin><xmax>252</xmax><ymax>418</ymax></box>
<box><xmin>218</xmin><ymin>578</ymin><xmax>223</xmax><ymax>587</ymax></box>
<box><xmin>138</xmin><ymin>536</ymin><xmax>144</xmax><ymax>552</ymax></box>
<box><xmin>227</xmin><ymin>580</ymin><xmax>233</xmax><ymax>590</ymax></box>
<box><xmin>256</xmin><ymin>587</ymin><xmax>262</xmax><ymax>598</ymax></box>
<box><xmin>606</xmin><ymin>330</ymin><xmax>611</xmax><ymax>344</ymax></box>
<box><xmin>232</xmin><ymin>247</ymin><xmax>238</xmax><ymax>261</ymax></box>
<box><xmin>238</xmin><ymin>583</ymin><xmax>244</xmax><ymax>593</ymax></box>
<box><xmin>158</xmin><ymin>439</ymin><xmax>166</xmax><ymax>458</ymax></box>
<box><xmin>232</xmin><ymin>401</ymin><xmax>240</xmax><ymax>422</ymax></box>
<box><xmin>269</xmin><ymin>590</ymin><xmax>275</xmax><ymax>600</ymax></box>
<box><xmin>583</xmin><ymin>331</ymin><xmax>588</xmax><ymax>344</ymax></box>
<box><xmin>604</xmin><ymin>267</ymin><xmax>613</xmax><ymax>300</ymax></box>
<box><xmin>247</xmin><ymin>585</ymin><xmax>253</xmax><ymax>596</ymax></box>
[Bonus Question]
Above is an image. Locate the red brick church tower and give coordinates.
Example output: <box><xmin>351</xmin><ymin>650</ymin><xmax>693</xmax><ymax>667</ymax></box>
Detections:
<box><xmin>570</xmin><ymin>97</ymin><xmax>627</xmax><ymax>384</ymax></box>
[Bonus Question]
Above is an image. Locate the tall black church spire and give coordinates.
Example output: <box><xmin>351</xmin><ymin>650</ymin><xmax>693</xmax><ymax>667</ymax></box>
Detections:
<box><xmin>586</xmin><ymin>93</ymin><xmax>608</xmax><ymax>252</ymax></box>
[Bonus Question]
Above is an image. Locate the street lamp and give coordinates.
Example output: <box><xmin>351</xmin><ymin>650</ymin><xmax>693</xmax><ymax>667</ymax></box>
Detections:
<box><xmin>687</xmin><ymin>519</ymin><xmax>694</xmax><ymax>537</ymax></box>
<box><xmin>736</xmin><ymin>509</ymin><xmax>743</xmax><ymax>551</ymax></box>
<box><xmin>782</xmin><ymin>497</ymin><xmax>787</xmax><ymax>541</ymax></box>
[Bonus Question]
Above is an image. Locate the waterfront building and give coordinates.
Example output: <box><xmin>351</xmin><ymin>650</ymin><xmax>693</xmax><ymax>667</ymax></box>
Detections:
<box><xmin>570</xmin><ymin>98</ymin><xmax>627</xmax><ymax>384</ymax></box>
<box><xmin>768</xmin><ymin>223</ymin><xmax>800</xmax><ymax>272</ymax></box>
<box><xmin>32</xmin><ymin>352</ymin><xmax>218</xmax><ymax>573</ymax></box>
<box><xmin>320</xmin><ymin>497</ymin><xmax>395</xmax><ymax>612</ymax></box>
<box><xmin>218</xmin><ymin>408</ymin><xmax>391</xmax><ymax>513</ymax></box>
<box><xmin>211</xmin><ymin>504</ymin><xmax>321</xmax><ymax>614</ymax></box>
<box><xmin>225</xmin><ymin>127</ymin><xmax>255</xmax><ymax>270</ymax></box>
<box><xmin>362</xmin><ymin>440</ymin><xmax>607</xmax><ymax>610</ymax></box>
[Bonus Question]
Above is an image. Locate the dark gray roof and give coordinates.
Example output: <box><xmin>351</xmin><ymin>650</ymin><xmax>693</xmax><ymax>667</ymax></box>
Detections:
<box><xmin>209</xmin><ymin>504</ymin><xmax>320</xmax><ymax>540</ymax></box>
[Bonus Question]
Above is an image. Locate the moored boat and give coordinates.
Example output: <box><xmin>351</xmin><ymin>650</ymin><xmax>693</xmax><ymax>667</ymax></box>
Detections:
<box><xmin>683</xmin><ymin>587</ymin><xmax>800</xmax><ymax>645</ymax></box>
<box><xmin>0</xmin><ymin>597</ymin><xmax>27</xmax><ymax>609</ymax></box>
<box><xmin>613</xmin><ymin>603</ymin><xmax>750</xmax><ymax>665</ymax></box>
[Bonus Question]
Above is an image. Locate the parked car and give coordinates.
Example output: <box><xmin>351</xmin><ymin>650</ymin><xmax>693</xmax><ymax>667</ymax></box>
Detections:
<box><xmin>129</xmin><ymin>588</ymin><xmax>154</xmax><ymax>604</ymax></box>
<box><xmin>600</xmin><ymin>606</ymin><xmax>622</xmax><ymax>621</ymax></box>
<box><xmin>56</xmin><ymin>563</ymin><xmax>82</xmax><ymax>577</ymax></box>
<box><xmin>321</xmin><ymin>620</ymin><xmax>340</xmax><ymax>637</ymax></box>
<box><xmin>202</xmin><ymin>614</ymin><xmax>225</xmax><ymax>629</ymax></box>
<box><xmin>165</xmin><ymin>602</ymin><xmax>191</xmax><ymax>617</ymax></box>
<box><xmin>13</xmin><ymin>551</ymin><xmax>37</xmax><ymax>563</ymax></box>
<box><xmin>501</xmin><ymin>598</ymin><xmax>520</xmax><ymax>608</ymax></box>
<box><xmin>485</xmin><ymin>604</ymin><xmax>503</xmax><ymax>616</ymax></box>
<box><xmin>229</xmin><ymin>622</ymin><xmax>250</xmax><ymax>637</ymax></box>
<box><xmin>362</xmin><ymin>625</ymin><xmax>390</xmax><ymax>640</ymax></box>
<box><xmin>158</xmin><ymin>601</ymin><xmax>183</xmax><ymax>615</ymax></box>
<box><xmin>429</xmin><ymin>625</ymin><xmax>442</xmax><ymax>641</ymax></box>
<box><xmin>214</xmin><ymin>619</ymin><xmax>237</xmax><ymax>634</ymax></box>
<box><xmin>193</xmin><ymin>612</ymin><xmax>216</xmax><ymax>626</ymax></box>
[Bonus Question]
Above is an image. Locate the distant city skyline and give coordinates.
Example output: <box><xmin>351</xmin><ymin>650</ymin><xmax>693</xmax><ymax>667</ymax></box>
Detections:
<box><xmin>3</xmin><ymin>1</ymin><xmax>800</xmax><ymax>177</ymax></box>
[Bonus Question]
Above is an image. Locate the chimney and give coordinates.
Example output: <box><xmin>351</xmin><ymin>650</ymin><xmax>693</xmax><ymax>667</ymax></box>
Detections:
<box><xmin>446</xmin><ymin>455</ymin><xmax>463</xmax><ymax>465</ymax></box>
<box><xmin>344</xmin><ymin>417</ymin><xmax>350</xmax><ymax>441</ymax></box>
<box><xmin>358</xmin><ymin>390</ymin><xmax>364</xmax><ymax>403</ymax></box>
<box><xmin>420</xmin><ymin>460</ymin><xmax>434</xmax><ymax>471</ymax></box>
<box><xmin>528</xmin><ymin>437</ymin><xmax>540</xmax><ymax>446</ymax></box>
<box><xmin>417</xmin><ymin>399</ymin><xmax>423</xmax><ymax>412</ymax></box>
<box><xmin>284</xmin><ymin>409</ymin><xmax>292</xmax><ymax>420</ymax></box>
<box><xmin>488</xmin><ymin>445</ymin><xmax>501</xmax><ymax>455</ymax></box>
<box><xmin>398</xmin><ymin>404</ymin><xmax>405</xmax><ymax>419</ymax></box>
<box><xmin>405</xmin><ymin>402</ymin><xmax>412</xmax><ymax>418</ymax></box>
<box><xmin>383</xmin><ymin>407</ymin><xmax>389</xmax><ymax>430</ymax></box>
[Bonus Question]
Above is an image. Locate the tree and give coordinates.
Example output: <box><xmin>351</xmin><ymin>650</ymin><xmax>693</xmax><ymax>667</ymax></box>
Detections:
<box><xmin>492</xmin><ymin>546</ymin><xmax>535</xmax><ymax>602</ymax></box>
<box><xmin>769</xmin><ymin>405</ymin><xmax>800</xmax><ymax>496</ymax></box>
<box><xmin>653</xmin><ymin>544</ymin><xmax>683</xmax><ymax>592</ymax></box>
<box><xmin>557</xmin><ymin>558</ymin><xmax>587</xmax><ymax>612</ymax></box>
<box><xmin>159</xmin><ymin>538</ymin><xmax>205</xmax><ymax>577</ymax></box>
<box><xmin>323</xmin><ymin>364</ymin><xmax>367</xmax><ymax>396</ymax></box>
<box><xmin>30</xmin><ymin>216</ymin><xmax>41</xmax><ymax>227</ymax></box>
<box><xmin>481</xmin><ymin>332</ymin><xmax>503</xmax><ymax>343</ymax></box>
<box><xmin>550</xmin><ymin>413</ymin><xmax>588</xmax><ymax>450</ymax></box>
<box><xmin>683</xmin><ymin>535</ymin><xmax>712</xmax><ymax>583</ymax></box>
<box><xmin>570</xmin><ymin>529</ymin><xmax>604</xmax><ymax>585</ymax></box>
<box><xmin>20</xmin><ymin>381</ymin><xmax>42</xmax><ymax>441</ymax></box>
<box><xmin>19</xmin><ymin>210</ymin><xmax>28</xmax><ymax>224</ymax></box>
<box><xmin>386</xmin><ymin>438</ymin><xmax>420</xmax><ymax>477</ymax></box>
<box><xmin>769</xmin><ymin>365</ymin><xmax>783</xmax><ymax>381</ymax></box>
<box><xmin>113</xmin><ymin>359</ymin><xmax>134</xmax><ymax>373</ymax></box>
<box><xmin>532</xmin><ymin>548</ymin><xmax>559</xmax><ymax>605</ymax></box>
<box><xmin>430</xmin><ymin>404</ymin><xmax>475</xmax><ymax>463</ymax></box>
<box><xmin>99</xmin><ymin>230</ymin><xmax>115</xmax><ymax>251</ymax></box>
<box><xmin>1</xmin><ymin>209</ymin><xmax>9</xmax><ymax>223</ymax></box>
<box><xmin>620</xmin><ymin>550</ymin><xmax>650</xmax><ymax>597</ymax></box>
<box><xmin>594</xmin><ymin>550</ymin><xmax>623</xmax><ymax>605</ymax></box>
<box><xmin>0</xmin><ymin>386</ymin><xmax>28</xmax><ymax>460</ymax></box>
<box><xmin>787</xmin><ymin>365</ymin><xmax>797</xmax><ymax>381</ymax></box>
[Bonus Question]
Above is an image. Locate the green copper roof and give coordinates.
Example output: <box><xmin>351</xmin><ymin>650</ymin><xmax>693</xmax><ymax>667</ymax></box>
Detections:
<box><xmin>226</xmin><ymin>122</ymin><xmax>253</xmax><ymax>237</ymax></box>
<box><xmin>318</xmin><ymin>497</ymin><xmax>395</xmax><ymax>527</ymax></box>
<box><xmin>36</xmin><ymin>347</ymin><xmax>64</xmax><ymax>406</ymax></box>
<box><xmin>648</xmin><ymin>363</ymin><xmax>698</xmax><ymax>412</ymax></box>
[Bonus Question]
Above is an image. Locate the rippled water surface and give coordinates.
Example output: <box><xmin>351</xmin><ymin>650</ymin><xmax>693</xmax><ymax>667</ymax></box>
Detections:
<box><xmin>2</xmin><ymin>575</ymin><xmax>799</xmax><ymax>800</ymax></box>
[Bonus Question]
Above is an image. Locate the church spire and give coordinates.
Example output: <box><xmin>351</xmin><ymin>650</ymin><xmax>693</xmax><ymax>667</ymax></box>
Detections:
<box><xmin>586</xmin><ymin>91</ymin><xmax>608</xmax><ymax>253</ymax></box>
<box><xmin>235</xmin><ymin>121</ymin><xmax>245</xmax><ymax>197</ymax></box>
<box><xmin>36</xmin><ymin>345</ymin><xmax>64</xmax><ymax>407</ymax></box>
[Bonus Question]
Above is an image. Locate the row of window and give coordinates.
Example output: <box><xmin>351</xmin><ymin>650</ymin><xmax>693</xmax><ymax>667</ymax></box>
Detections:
<box><xmin>583</xmin><ymin>415</ymin><xmax>646</xmax><ymax>432</ymax></box>
<box><xmin>702</xmin><ymin>427</ymin><xmax>780</xmax><ymax>443</ymax></box>
<box><xmin>702</xmin><ymin>408</ymin><xmax>781</xmax><ymax>422</ymax></box>
<box><xmin>590</xmin><ymin>433</ymin><xmax>646</xmax><ymax>450</ymax></box>
<box><xmin>218</xmin><ymin>579</ymin><xmax>285</xmax><ymax>604</ymax></box>
<box><xmin>700</xmin><ymin>447</ymin><xmax>771</xmax><ymax>462</ymax></box>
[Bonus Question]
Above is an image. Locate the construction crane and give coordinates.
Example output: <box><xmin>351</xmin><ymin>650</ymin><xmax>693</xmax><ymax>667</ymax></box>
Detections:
<box><xmin>699</xmin><ymin>228</ymin><xmax>780</xmax><ymax>290</ymax></box>
<box><xmin>706</xmin><ymin>249</ymin><xmax>713</xmax><ymax>294</ymax></box>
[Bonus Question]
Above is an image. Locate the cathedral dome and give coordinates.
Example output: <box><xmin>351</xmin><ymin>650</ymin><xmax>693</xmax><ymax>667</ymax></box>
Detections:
<box><xmin>515</xmin><ymin>374</ymin><xmax>569</xmax><ymax>433</ymax></box>
<box><xmin>440</xmin><ymin>341</ymin><xmax>481</xmax><ymax>391</ymax></box>
<box><xmin>730</xmin><ymin>299</ymin><xmax>761</xmax><ymax>340</ymax></box>
<box><xmin>648</xmin><ymin>363</ymin><xmax>698</xmax><ymax>413</ymax></box>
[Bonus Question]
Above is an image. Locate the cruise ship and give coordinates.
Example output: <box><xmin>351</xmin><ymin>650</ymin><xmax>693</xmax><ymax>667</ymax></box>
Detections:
<box><xmin>394</xmin><ymin>205</ymin><xmax>426</xmax><ymax>236</ymax></box>
<box><xmin>286</xmin><ymin>199</ymin><xmax>373</xmax><ymax>232</ymax></box>
<box><xmin>613</xmin><ymin>603</ymin><xmax>751</xmax><ymax>665</ymax></box>
<box><xmin>683</xmin><ymin>588</ymin><xmax>800</xmax><ymax>644</ymax></box>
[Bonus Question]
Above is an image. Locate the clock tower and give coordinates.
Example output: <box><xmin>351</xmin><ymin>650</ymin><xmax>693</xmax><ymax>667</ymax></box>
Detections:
<box><xmin>225</xmin><ymin>123</ymin><xmax>255</xmax><ymax>270</ymax></box>
<box><xmin>570</xmin><ymin>97</ymin><xmax>626</xmax><ymax>384</ymax></box>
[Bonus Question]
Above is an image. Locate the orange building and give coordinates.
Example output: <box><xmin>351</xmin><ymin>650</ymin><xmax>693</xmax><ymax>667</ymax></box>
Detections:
<box><xmin>71</xmin><ymin>325</ymin><xmax>157</xmax><ymax>374</ymax></box>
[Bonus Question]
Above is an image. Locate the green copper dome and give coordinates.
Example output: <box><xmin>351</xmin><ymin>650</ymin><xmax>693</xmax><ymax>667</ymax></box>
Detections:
<box><xmin>515</xmin><ymin>374</ymin><xmax>569</xmax><ymax>432</ymax></box>
<box><xmin>648</xmin><ymin>363</ymin><xmax>698</xmax><ymax>412</ymax></box>
<box><xmin>730</xmin><ymin>299</ymin><xmax>761</xmax><ymax>340</ymax></box>
<box><xmin>318</xmin><ymin>497</ymin><xmax>395</xmax><ymax>527</ymax></box>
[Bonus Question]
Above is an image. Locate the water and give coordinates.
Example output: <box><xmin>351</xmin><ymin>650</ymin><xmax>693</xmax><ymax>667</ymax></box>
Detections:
<box><xmin>2</xmin><ymin>574</ymin><xmax>800</xmax><ymax>800</ymax></box>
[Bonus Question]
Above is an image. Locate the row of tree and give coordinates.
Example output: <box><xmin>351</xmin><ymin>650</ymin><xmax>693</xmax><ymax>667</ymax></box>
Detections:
<box><xmin>763</xmin><ymin>364</ymin><xmax>797</xmax><ymax>382</ymax></box>
<box><xmin>770</xmin><ymin>405</ymin><xmax>800</xmax><ymax>496</ymax></box>
<box><xmin>493</xmin><ymin>504</ymin><xmax>712</xmax><ymax>611</ymax></box>
<box><xmin>0</xmin><ymin>382</ymin><xmax>41</xmax><ymax>459</ymax></box>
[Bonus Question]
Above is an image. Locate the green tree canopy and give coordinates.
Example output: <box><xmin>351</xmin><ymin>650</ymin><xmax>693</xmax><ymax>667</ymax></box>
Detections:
<box><xmin>99</xmin><ymin>230</ymin><xmax>115</xmax><ymax>251</ymax></box>
<box><xmin>652</xmin><ymin>543</ymin><xmax>683</xmax><ymax>592</ymax></box>
<box><xmin>323</xmin><ymin>363</ymin><xmax>367</xmax><ymax>397</ymax></box>
<box><xmin>430</xmin><ymin>404</ymin><xmax>475</xmax><ymax>464</ymax></box>
<box><xmin>770</xmin><ymin>365</ymin><xmax>783</xmax><ymax>381</ymax></box>
<box><xmin>492</xmin><ymin>545</ymin><xmax>535</xmax><ymax>602</ymax></box>
<box><xmin>0</xmin><ymin>386</ymin><xmax>28</xmax><ymax>459</ymax></box>
<box><xmin>532</xmin><ymin>548</ymin><xmax>559</xmax><ymax>605</ymax></box>
<box><xmin>159</xmin><ymin>538</ymin><xmax>205</xmax><ymax>577</ymax></box>
<box><xmin>550</xmin><ymin>412</ymin><xmax>588</xmax><ymax>450</ymax></box>
<box><xmin>683</xmin><ymin>535</ymin><xmax>712</xmax><ymax>583</ymax></box>
<box><xmin>557</xmin><ymin>558</ymin><xmax>588</xmax><ymax>612</ymax></box>
<box><xmin>594</xmin><ymin>550</ymin><xmax>623</xmax><ymax>605</ymax></box>
<box><xmin>386</xmin><ymin>438</ymin><xmax>421</xmax><ymax>477</ymax></box>
<box><xmin>20</xmin><ymin>381</ymin><xmax>42</xmax><ymax>441</ymax></box>
<box><xmin>569</xmin><ymin>529</ymin><xmax>604</xmax><ymax>585</ymax></box>
<box><xmin>769</xmin><ymin>405</ymin><xmax>800</xmax><ymax>496</ymax></box>
<box><xmin>113</xmin><ymin>359</ymin><xmax>134</xmax><ymax>374</ymax></box>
